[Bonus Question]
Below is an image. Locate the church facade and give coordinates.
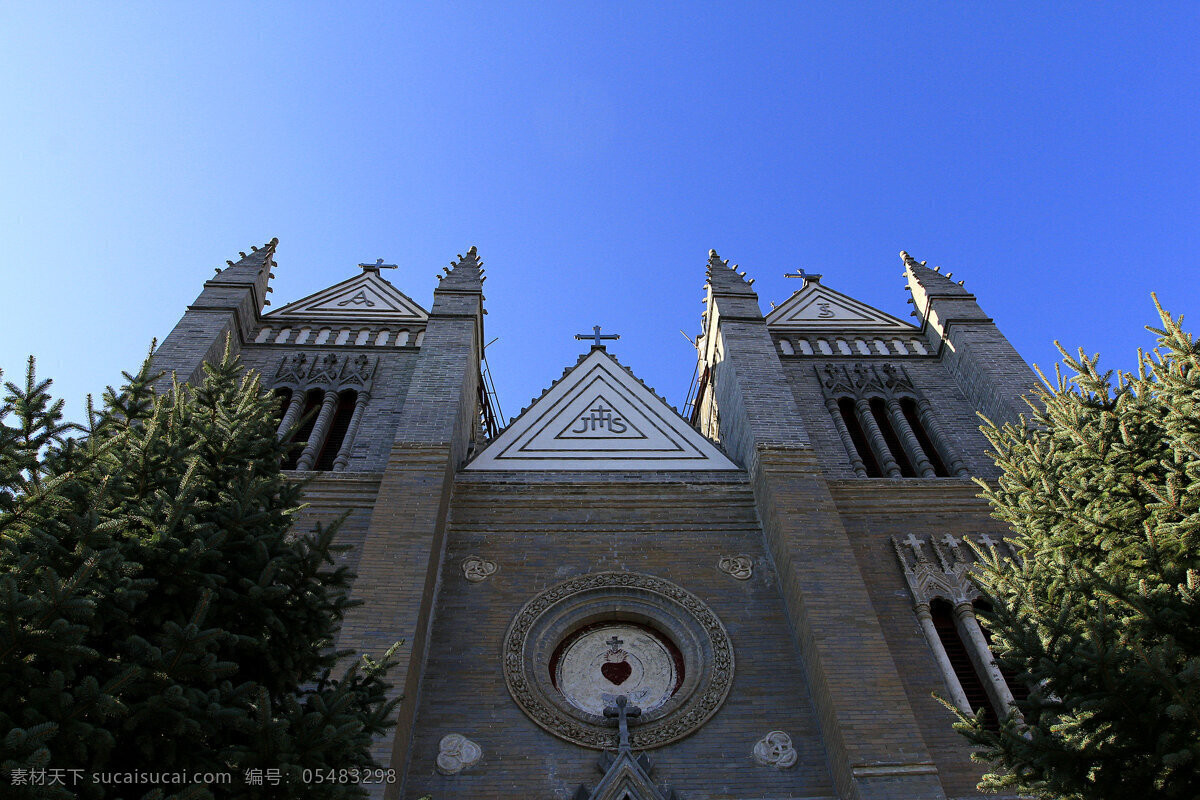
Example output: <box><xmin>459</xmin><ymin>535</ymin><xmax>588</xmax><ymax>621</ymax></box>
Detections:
<box><xmin>153</xmin><ymin>242</ymin><xmax>1035</xmax><ymax>800</ymax></box>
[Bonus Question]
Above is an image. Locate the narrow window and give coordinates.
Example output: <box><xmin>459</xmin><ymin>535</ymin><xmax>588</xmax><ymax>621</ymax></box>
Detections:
<box><xmin>838</xmin><ymin>398</ymin><xmax>882</xmax><ymax>477</ymax></box>
<box><xmin>973</xmin><ymin>599</ymin><xmax>1029</xmax><ymax>703</ymax></box>
<box><xmin>314</xmin><ymin>390</ymin><xmax>358</xmax><ymax>471</ymax></box>
<box><xmin>281</xmin><ymin>389</ymin><xmax>323</xmax><ymax>470</ymax></box>
<box><xmin>930</xmin><ymin>599</ymin><xmax>999</xmax><ymax>728</ymax></box>
<box><xmin>869</xmin><ymin>397</ymin><xmax>916</xmax><ymax>477</ymax></box>
<box><xmin>273</xmin><ymin>387</ymin><xmax>293</xmax><ymax>424</ymax></box>
<box><xmin>900</xmin><ymin>398</ymin><xmax>949</xmax><ymax>477</ymax></box>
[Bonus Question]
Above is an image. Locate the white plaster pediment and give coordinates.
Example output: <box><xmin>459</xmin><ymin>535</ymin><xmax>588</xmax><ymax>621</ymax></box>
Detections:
<box><xmin>266</xmin><ymin>271</ymin><xmax>428</xmax><ymax>322</ymax></box>
<box><xmin>766</xmin><ymin>282</ymin><xmax>914</xmax><ymax>331</ymax></box>
<box><xmin>467</xmin><ymin>348</ymin><xmax>738</xmax><ymax>471</ymax></box>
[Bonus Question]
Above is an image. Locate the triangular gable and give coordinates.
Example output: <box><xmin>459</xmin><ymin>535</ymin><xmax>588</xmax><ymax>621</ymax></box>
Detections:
<box><xmin>765</xmin><ymin>281</ymin><xmax>914</xmax><ymax>331</ymax></box>
<box><xmin>584</xmin><ymin>751</ymin><xmax>672</xmax><ymax>800</ymax></box>
<box><xmin>467</xmin><ymin>348</ymin><xmax>738</xmax><ymax>471</ymax></box>
<box><xmin>266</xmin><ymin>271</ymin><xmax>428</xmax><ymax>323</ymax></box>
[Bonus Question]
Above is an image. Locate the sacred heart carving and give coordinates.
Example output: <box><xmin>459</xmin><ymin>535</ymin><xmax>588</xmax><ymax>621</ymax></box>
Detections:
<box><xmin>601</xmin><ymin>661</ymin><xmax>632</xmax><ymax>685</ymax></box>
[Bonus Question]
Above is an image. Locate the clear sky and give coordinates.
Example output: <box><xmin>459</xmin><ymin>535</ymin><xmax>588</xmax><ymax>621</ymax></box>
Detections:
<box><xmin>2</xmin><ymin>3</ymin><xmax>1197</xmax><ymax>426</ymax></box>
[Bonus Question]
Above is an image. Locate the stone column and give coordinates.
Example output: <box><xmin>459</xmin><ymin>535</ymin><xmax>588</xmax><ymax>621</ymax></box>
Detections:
<box><xmin>953</xmin><ymin>602</ymin><xmax>1015</xmax><ymax>716</ymax></box>
<box><xmin>332</xmin><ymin>392</ymin><xmax>370</xmax><ymax>472</ymax></box>
<box><xmin>276</xmin><ymin>391</ymin><xmax>306</xmax><ymax>439</ymax></box>
<box><xmin>295</xmin><ymin>389</ymin><xmax>339</xmax><ymax>471</ymax></box>
<box><xmin>916</xmin><ymin>399</ymin><xmax>970</xmax><ymax>477</ymax></box>
<box><xmin>854</xmin><ymin>397</ymin><xmax>901</xmax><ymax>478</ymax></box>
<box><xmin>825</xmin><ymin>397</ymin><xmax>867</xmax><ymax>478</ymax></box>
<box><xmin>914</xmin><ymin>603</ymin><xmax>971</xmax><ymax>713</ymax></box>
<box><xmin>887</xmin><ymin>398</ymin><xmax>935</xmax><ymax>477</ymax></box>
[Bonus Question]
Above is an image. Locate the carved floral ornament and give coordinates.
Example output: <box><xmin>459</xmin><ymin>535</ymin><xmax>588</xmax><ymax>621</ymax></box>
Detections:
<box><xmin>503</xmin><ymin>572</ymin><xmax>734</xmax><ymax>750</ymax></box>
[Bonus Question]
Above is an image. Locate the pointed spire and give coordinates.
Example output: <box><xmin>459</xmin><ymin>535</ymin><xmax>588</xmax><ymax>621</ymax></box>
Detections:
<box><xmin>437</xmin><ymin>245</ymin><xmax>484</xmax><ymax>291</ymax></box>
<box><xmin>900</xmin><ymin>250</ymin><xmax>970</xmax><ymax>298</ymax></box>
<box><xmin>705</xmin><ymin>249</ymin><xmax>757</xmax><ymax>295</ymax></box>
<box><xmin>212</xmin><ymin>237</ymin><xmax>278</xmax><ymax>308</ymax></box>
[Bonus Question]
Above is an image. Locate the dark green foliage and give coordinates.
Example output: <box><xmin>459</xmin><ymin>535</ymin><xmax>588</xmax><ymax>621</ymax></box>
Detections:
<box><xmin>959</xmin><ymin>299</ymin><xmax>1200</xmax><ymax>800</ymax></box>
<box><xmin>0</xmin><ymin>349</ymin><xmax>398</xmax><ymax>799</ymax></box>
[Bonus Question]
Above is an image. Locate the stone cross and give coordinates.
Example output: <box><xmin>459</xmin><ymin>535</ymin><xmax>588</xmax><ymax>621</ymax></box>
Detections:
<box><xmin>904</xmin><ymin>533</ymin><xmax>927</xmax><ymax>561</ymax></box>
<box><xmin>941</xmin><ymin>533</ymin><xmax>961</xmax><ymax>557</ymax></box>
<box><xmin>978</xmin><ymin>533</ymin><xmax>997</xmax><ymax>549</ymax></box>
<box><xmin>606</xmin><ymin>635</ymin><xmax>624</xmax><ymax>653</ymax></box>
<box><xmin>358</xmin><ymin>258</ymin><xmax>398</xmax><ymax>271</ymax></box>
<box><xmin>785</xmin><ymin>268</ymin><xmax>823</xmax><ymax>283</ymax></box>
<box><xmin>603</xmin><ymin>695</ymin><xmax>642</xmax><ymax>751</ymax></box>
<box><xmin>575</xmin><ymin>325</ymin><xmax>620</xmax><ymax>349</ymax></box>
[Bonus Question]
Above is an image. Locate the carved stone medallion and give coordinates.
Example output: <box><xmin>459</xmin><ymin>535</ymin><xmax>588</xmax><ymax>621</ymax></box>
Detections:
<box><xmin>435</xmin><ymin>733</ymin><xmax>481</xmax><ymax>775</ymax></box>
<box><xmin>718</xmin><ymin>554</ymin><xmax>754</xmax><ymax>581</ymax></box>
<box><xmin>503</xmin><ymin>572</ymin><xmax>734</xmax><ymax>750</ymax></box>
<box><xmin>462</xmin><ymin>555</ymin><xmax>498</xmax><ymax>583</ymax></box>
<box><xmin>752</xmin><ymin>730</ymin><xmax>798</xmax><ymax>769</ymax></box>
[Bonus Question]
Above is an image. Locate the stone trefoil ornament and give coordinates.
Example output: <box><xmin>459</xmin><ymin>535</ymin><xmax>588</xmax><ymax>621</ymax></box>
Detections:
<box><xmin>461</xmin><ymin>556</ymin><xmax>498</xmax><ymax>583</ymax></box>
<box><xmin>435</xmin><ymin>733</ymin><xmax>481</xmax><ymax>775</ymax></box>
<box><xmin>718</xmin><ymin>555</ymin><xmax>753</xmax><ymax>581</ymax></box>
<box><xmin>752</xmin><ymin>730</ymin><xmax>798</xmax><ymax>770</ymax></box>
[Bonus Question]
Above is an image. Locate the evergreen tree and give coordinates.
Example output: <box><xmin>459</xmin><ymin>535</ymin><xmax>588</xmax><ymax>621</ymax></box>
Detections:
<box><xmin>0</xmin><ymin>349</ymin><xmax>399</xmax><ymax>799</ymax></box>
<box><xmin>958</xmin><ymin>299</ymin><xmax>1200</xmax><ymax>800</ymax></box>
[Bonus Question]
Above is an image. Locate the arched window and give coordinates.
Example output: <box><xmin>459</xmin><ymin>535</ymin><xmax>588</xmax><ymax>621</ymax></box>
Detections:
<box><xmin>838</xmin><ymin>398</ymin><xmax>882</xmax><ymax>477</ymax></box>
<box><xmin>900</xmin><ymin>397</ymin><xmax>949</xmax><ymax>477</ymax></box>
<box><xmin>273</xmin><ymin>387</ymin><xmax>293</xmax><ymax>425</ymax></box>
<box><xmin>314</xmin><ymin>390</ymin><xmax>358</xmax><ymax>471</ymax></box>
<box><xmin>973</xmin><ymin>599</ymin><xmax>1029</xmax><ymax>704</ymax></box>
<box><xmin>281</xmin><ymin>389</ymin><xmax>323</xmax><ymax>470</ymax></box>
<box><xmin>930</xmin><ymin>599</ymin><xmax>999</xmax><ymax>729</ymax></box>
<box><xmin>869</xmin><ymin>397</ymin><xmax>917</xmax><ymax>477</ymax></box>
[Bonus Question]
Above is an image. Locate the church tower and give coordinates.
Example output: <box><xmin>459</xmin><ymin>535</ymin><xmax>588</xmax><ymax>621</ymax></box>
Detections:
<box><xmin>154</xmin><ymin>244</ymin><xmax>1036</xmax><ymax>799</ymax></box>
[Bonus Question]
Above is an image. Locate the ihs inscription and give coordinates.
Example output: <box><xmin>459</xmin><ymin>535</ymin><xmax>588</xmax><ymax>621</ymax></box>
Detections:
<box><xmin>570</xmin><ymin>401</ymin><xmax>628</xmax><ymax>435</ymax></box>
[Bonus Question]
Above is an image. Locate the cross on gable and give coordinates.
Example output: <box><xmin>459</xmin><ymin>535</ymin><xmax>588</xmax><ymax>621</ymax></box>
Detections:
<box><xmin>603</xmin><ymin>695</ymin><xmax>642</xmax><ymax>751</ymax></box>
<box><xmin>575</xmin><ymin>325</ymin><xmax>620</xmax><ymax>350</ymax></box>
<box><xmin>785</xmin><ymin>268</ymin><xmax>823</xmax><ymax>283</ymax></box>
<box><xmin>358</xmin><ymin>258</ymin><xmax>398</xmax><ymax>272</ymax></box>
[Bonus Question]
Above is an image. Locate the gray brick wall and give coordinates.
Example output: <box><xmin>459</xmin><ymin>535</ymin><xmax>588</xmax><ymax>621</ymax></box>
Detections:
<box><xmin>406</xmin><ymin>473</ymin><xmax>836</xmax><ymax>800</ymax></box>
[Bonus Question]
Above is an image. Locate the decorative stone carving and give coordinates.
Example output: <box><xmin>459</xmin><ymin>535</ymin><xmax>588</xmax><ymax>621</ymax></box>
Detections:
<box><xmin>717</xmin><ymin>555</ymin><xmax>753</xmax><ymax>581</ymax></box>
<box><xmin>462</xmin><ymin>556</ymin><xmax>498</xmax><ymax>583</ymax></box>
<box><xmin>435</xmin><ymin>733</ymin><xmax>481</xmax><ymax>775</ymax></box>
<box><xmin>503</xmin><ymin>572</ymin><xmax>734</xmax><ymax>750</ymax></box>
<box><xmin>891</xmin><ymin>532</ymin><xmax>1019</xmax><ymax>606</ymax></box>
<box><xmin>752</xmin><ymin>730</ymin><xmax>798</xmax><ymax>770</ymax></box>
<box><xmin>817</xmin><ymin>362</ymin><xmax>917</xmax><ymax>400</ymax></box>
<box><xmin>272</xmin><ymin>351</ymin><xmax>378</xmax><ymax>392</ymax></box>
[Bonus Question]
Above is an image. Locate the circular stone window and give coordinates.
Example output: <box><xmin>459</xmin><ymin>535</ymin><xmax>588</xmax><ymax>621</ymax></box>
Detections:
<box><xmin>504</xmin><ymin>572</ymin><xmax>734</xmax><ymax>750</ymax></box>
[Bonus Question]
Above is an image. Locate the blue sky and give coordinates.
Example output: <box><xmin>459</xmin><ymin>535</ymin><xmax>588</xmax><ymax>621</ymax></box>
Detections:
<box><xmin>1</xmin><ymin>3</ymin><xmax>1197</xmax><ymax>425</ymax></box>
